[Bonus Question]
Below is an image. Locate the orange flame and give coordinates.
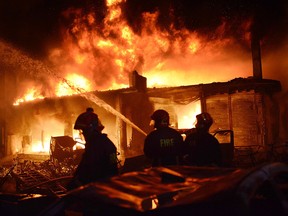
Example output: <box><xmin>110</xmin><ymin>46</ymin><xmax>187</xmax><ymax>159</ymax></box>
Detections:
<box><xmin>48</xmin><ymin>1</ymin><xmax>251</xmax><ymax>93</ymax></box>
<box><xmin>13</xmin><ymin>88</ymin><xmax>45</xmax><ymax>106</ymax></box>
<box><xmin>13</xmin><ymin>0</ymin><xmax>255</xmax><ymax>106</ymax></box>
<box><xmin>13</xmin><ymin>74</ymin><xmax>94</xmax><ymax>105</ymax></box>
<box><xmin>56</xmin><ymin>73</ymin><xmax>93</xmax><ymax>96</ymax></box>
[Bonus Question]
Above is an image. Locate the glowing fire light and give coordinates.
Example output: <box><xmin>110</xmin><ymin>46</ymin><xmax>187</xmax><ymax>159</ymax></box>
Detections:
<box><xmin>73</xmin><ymin>143</ymin><xmax>85</xmax><ymax>151</ymax></box>
<box><xmin>13</xmin><ymin>74</ymin><xmax>93</xmax><ymax>105</ymax></box>
<box><xmin>176</xmin><ymin>101</ymin><xmax>201</xmax><ymax>129</ymax></box>
<box><xmin>56</xmin><ymin>73</ymin><xmax>92</xmax><ymax>96</ymax></box>
<box><xmin>106</xmin><ymin>0</ymin><xmax>125</xmax><ymax>7</ymax></box>
<box><xmin>13</xmin><ymin>88</ymin><xmax>44</xmax><ymax>106</ymax></box>
<box><xmin>9</xmin><ymin>0</ymin><xmax>255</xmax><ymax>155</ymax></box>
<box><xmin>49</xmin><ymin>0</ymin><xmax>252</xmax><ymax>93</ymax></box>
<box><xmin>30</xmin><ymin>140</ymin><xmax>50</xmax><ymax>153</ymax></box>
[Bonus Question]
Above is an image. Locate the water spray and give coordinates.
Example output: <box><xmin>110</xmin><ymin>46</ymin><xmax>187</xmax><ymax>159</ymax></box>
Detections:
<box><xmin>64</xmin><ymin>79</ymin><xmax>148</xmax><ymax>136</ymax></box>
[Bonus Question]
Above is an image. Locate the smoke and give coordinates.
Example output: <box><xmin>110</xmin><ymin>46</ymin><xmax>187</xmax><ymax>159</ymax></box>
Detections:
<box><xmin>0</xmin><ymin>0</ymin><xmax>108</xmax><ymax>57</ymax></box>
<box><xmin>263</xmin><ymin>40</ymin><xmax>288</xmax><ymax>87</ymax></box>
<box><xmin>124</xmin><ymin>0</ymin><xmax>288</xmax><ymax>46</ymax></box>
<box><xmin>0</xmin><ymin>0</ymin><xmax>286</xmax><ymax>56</ymax></box>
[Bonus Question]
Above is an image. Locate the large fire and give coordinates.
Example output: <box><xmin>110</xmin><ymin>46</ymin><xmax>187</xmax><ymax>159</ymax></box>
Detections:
<box><xmin>13</xmin><ymin>0</ymin><xmax>256</xmax><ymax>105</ymax></box>
<box><xmin>47</xmin><ymin>0</ymin><xmax>252</xmax><ymax>91</ymax></box>
<box><xmin>12</xmin><ymin>0</ymin><xmax>254</xmax><ymax>103</ymax></box>
<box><xmin>7</xmin><ymin>0</ymin><xmax>286</xmax><ymax>155</ymax></box>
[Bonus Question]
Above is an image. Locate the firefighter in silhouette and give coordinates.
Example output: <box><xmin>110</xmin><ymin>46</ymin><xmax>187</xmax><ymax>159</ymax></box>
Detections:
<box><xmin>144</xmin><ymin>109</ymin><xmax>184</xmax><ymax>167</ymax></box>
<box><xmin>184</xmin><ymin>112</ymin><xmax>222</xmax><ymax>166</ymax></box>
<box><xmin>73</xmin><ymin>107</ymin><xmax>102</xmax><ymax>143</ymax></box>
<box><xmin>68</xmin><ymin>107</ymin><xmax>119</xmax><ymax>189</ymax></box>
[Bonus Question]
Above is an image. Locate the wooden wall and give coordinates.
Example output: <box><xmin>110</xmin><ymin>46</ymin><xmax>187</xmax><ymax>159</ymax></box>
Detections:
<box><xmin>206</xmin><ymin>90</ymin><xmax>279</xmax><ymax>147</ymax></box>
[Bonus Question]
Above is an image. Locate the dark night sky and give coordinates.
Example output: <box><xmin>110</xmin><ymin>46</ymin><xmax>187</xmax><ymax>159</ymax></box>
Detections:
<box><xmin>0</xmin><ymin>0</ymin><xmax>287</xmax><ymax>59</ymax></box>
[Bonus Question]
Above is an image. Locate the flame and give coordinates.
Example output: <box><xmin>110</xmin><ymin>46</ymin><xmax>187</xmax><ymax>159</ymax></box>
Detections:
<box><xmin>13</xmin><ymin>88</ymin><xmax>45</xmax><ymax>106</ymax></box>
<box><xmin>46</xmin><ymin>0</ymin><xmax>251</xmax><ymax>94</ymax></box>
<box><xmin>106</xmin><ymin>0</ymin><xmax>124</xmax><ymax>7</ymax></box>
<box><xmin>56</xmin><ymin>73</ymin><xmax>92</xmax><ymax>96</ymax></box>
<box><xmin>13</xmin><ymin>73</ymin><xmax>93</xmax><ymax>105</ymax></box>
<box><xmin>8</xmin><ymin>0</ymin><xmax>279</xmax><ymax>105</ymax></box>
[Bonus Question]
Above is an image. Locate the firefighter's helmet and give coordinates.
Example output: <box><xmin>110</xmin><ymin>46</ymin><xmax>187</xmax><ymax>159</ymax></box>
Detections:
<box><xmin>195</xmin><ymin>112</ymin><xmax>213</xmax><ymax>131</ymax></box>
<box><xmin>74</xmin><ymin>107</ymin><xmax>104</xmax><ymax>132</ymax></box>
<box><xmin>150</xmin><ymin>109</ymin><xmax>170</xmax><ymax>128</ymax></box>
<box><xmin>74</xmin><ymin>108</ymin><xmax>97</xmax><ymax>130</ymax></box>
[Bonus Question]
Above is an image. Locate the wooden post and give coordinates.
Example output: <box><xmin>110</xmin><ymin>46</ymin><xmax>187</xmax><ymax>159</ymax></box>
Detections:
<box><xmin>251</xmin><ymin>34</ymin><xmax>263</xmax><ymax>79</ymax></box>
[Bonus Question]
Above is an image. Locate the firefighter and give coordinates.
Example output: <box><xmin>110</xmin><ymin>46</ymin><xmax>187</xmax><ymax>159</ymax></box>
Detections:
<box><xmin>184</xmin><ymin>112</ymin><xmax>222</xmax><ymax>166</ymax></box>
<box><xmin>143</xmin><ymin>109</ymin><xmax>184</xmax><ymax>167</ymax></box>
<box><xmin>68</xmin><ymin>108</ymin><xmax>119</xmax><ymax>189</ymax></box>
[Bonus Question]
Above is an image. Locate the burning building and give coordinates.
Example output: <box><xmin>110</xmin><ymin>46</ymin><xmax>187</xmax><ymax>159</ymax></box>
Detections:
<box><xmin>0</xmin><ymin>1</ymin><xmax>287</xmax><ymax>165</ymax></box>
<box><xmin>0</xmin><ymin>67</ymin><xmax>282</xmax><ymax>165</ymax></box>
